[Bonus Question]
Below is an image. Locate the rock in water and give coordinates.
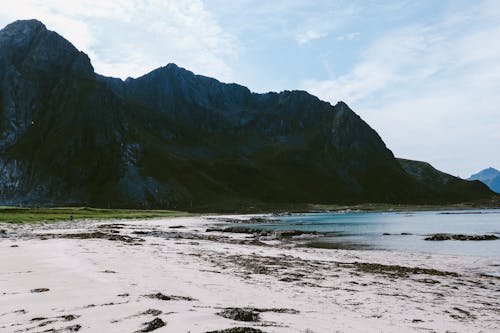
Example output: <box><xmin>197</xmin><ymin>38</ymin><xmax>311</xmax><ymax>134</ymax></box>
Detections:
<box><xmin>424</xmin><ymin>234</ymin><xmax>498</xmax><ymax>241</ymax></box>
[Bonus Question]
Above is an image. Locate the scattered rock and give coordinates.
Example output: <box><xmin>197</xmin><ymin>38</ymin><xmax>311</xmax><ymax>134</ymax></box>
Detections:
<box><xmin>141</xmin><ymin>309</ymin><xmax>163</xmax><ymax>316</ymax></box>
<box><xmin>31</xmin><ymin>288</ymin><xmax>50</xmax><ymax>293</ymax></box>
<box><xmin>246</xmin><ymin>239</ymin><xmax>268</xmax><ymax>246</ymax></box>
<box><xmin>345</xmin><ymin>262</ymin><xmax>459</xmax><ymax>277</ymax></box>
<box><xmin>205</xmin><ymin>227</ymin><xmax>257</xmax><ymax>234</ymax></box>
<box><xmin>453</xmin><ymin>307</ymin><xmax>472</xmax><ymax>316</ymax></box>
<box><xmin>449</xmin><ymin>307</ymin><xmax>476</xmax><ymax>320</ymax></box>
<box><xmin>206</xmin><ymin>227</ymin><xmax>322</xmax><ymax>239</ymax></box>
<box><xmin>10</xmin><ymin>244</ymin><xmax>19</xmax><ymax>247</ymax></box>
<box><xmin>39</xmin><ymin>232</ymin><xmax>143</xmax><ymax>244</ymax></box>
<box><xmin>252</xmin><ymin>266</ymin><xmax>269</xmax><ymax>274</ymax></box>
<box><xmin>235</xmin><ymin>307</ymin><xmax>299</xmax><ymax>315</ymax></box>
<box><xmin>275</xmin><ymin>230</ymin><xmax>322</xmax><ymax>237</ymax></box>
<box><xmin>253</xmin><ymin>308</ymin><xmax>299</xmax><ymax>314</ymax></box>
<box><xmin>60</xmin><ymin>314</ymin><xmax>80</xmax><ymax>321</ymax></box>
<box><xmin>247</xmin><ymin>217</ymin><xmax>279</xmax><ymax>224</ymax></box>
<box><xmin>117</xmin><ymin>293</ymin><xmax>130</xmax><ymax>297</ymax></box>
<box><xmin>217</xmin><ymin>308</ymin><xmax>260</xmax><ymax>322</ymax></box>
<box><xmin>133</xmin><ymin>231</ymin><xmax>150</xmax><ymax>235</ymax></box>
<box><xmin>102</xmin><ymin>270</ymin><xmax>116</xmax><ymax>273</ymax></box>
<box><xmin>138</xmin><ymin>318</ymin><xmax>166</xmax><ymax>332</ymax></box>
<box><xmin>38</xmin><ymin>319</ymin><xmax>57</xmax><ymax>327</ymax></box>
<box><xmin>279</xmin><ymin>277</ymin><xmax>300</xmax><ymax>282</ymax></box>
<box><xmin>43</xmin><ymin>324</ymin><xmax>82</xmax><ymax>332</ymax></box>
<box><xmin>424</xmin><ymin>234</ymin><xmax>498</xmax><ymax>241</ymax></box>
<box><xmin>205</xmin><ymin>328</ymin><xmax>265</xmax><ymax>333</ymax></box>
<box><xmin>97</xmin><ymin>224</ymin><xmax>126</xmax><ymax>229</ymax></box>
<box><xmin>415</xmin><ymin>278</ymin><xmax>440</xmax><ymax>284</ymax></box>
<box><xmin>145</xmin><ymin>293</ymin><xmax>195</xmax><ymax>301</ymax></box>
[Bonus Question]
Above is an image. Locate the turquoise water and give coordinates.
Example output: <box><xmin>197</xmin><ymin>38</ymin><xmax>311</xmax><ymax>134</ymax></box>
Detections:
<box><xmin>243</xmin><ymin>210</ymin><xmax>500</xmax><ymax>257</ymax></box>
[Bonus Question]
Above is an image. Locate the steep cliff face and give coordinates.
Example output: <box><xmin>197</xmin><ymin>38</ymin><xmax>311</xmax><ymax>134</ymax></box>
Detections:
<box><xmin>0</xmin><ymin>20</ymin><xmax>125</xmax><ymax>205</ymax></box>
<box><xmin>0</xmin><ymin>20</ymin><xmax>493</xmax><ymax>209</ymax></box>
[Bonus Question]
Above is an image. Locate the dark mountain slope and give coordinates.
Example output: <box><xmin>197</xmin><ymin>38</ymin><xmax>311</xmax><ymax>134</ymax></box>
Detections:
<box><xmin>398</xmin><ymin>159</ymin><xmax>493</xmax><ymax>203</ymax></box>
<box><xmin>0</xmin><ymin>20</ymin><xmax>493</xmax><ymax>209</ymax></box>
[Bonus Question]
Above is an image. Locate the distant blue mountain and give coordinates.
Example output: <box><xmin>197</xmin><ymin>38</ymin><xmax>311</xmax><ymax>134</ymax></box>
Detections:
<box><xmin>468</xmin><ymin>168</ymin><xmax>500</xmax><ymax>193</ymax></box>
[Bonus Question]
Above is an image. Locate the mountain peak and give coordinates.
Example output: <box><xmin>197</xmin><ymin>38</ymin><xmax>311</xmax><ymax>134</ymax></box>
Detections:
<box><xmin>165</xmin><ymin>62</ymin><xmax>180</xmax><ymax>69</ymax></box>
<box><xmin>0</xmin><ymin>19</ymin><xmax>47</xmax><ymax>48</ymax></box>
<box><xmin>468</xmin><ymin>167</ymin><xmax>500</xmax><ymax>194</ymax></box>
<box><xmin>469</xmin><ymin>167</ymin><xmax>500</xmax><ymax>179</ymax></box>
<box><xmin>2</xmin><ymin>19</ymin><xmax>46</xmax><ymax>33</ymax></box>
<box><xmin>0</xmin><ymin>19</ymin><xmax>93</xmax><ymax>77</ymax></box>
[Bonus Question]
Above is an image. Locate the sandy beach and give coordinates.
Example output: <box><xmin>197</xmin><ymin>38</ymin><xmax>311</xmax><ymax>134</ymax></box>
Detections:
<box><xmin>0</xmin><ymin>215</ymin><xmax>499</xmax><ymax>333</ymax></box>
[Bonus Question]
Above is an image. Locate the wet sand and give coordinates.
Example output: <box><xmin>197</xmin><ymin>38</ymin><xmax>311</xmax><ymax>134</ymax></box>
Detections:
<box><xmin>0</xmin><ymin>215</ymin><xmax>499</xmax><ymax>332</ymax></box>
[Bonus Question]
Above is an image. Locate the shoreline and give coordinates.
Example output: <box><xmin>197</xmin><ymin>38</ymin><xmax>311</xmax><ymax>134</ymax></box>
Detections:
<box><xmin>0</xmin><ymin>215</ymin><xmax>499</xmax><ymax>332</ymax></box>
<box><xmin>2</xmin><ymin>199</ymin><xmax>500</xmax><ymax>225</ymax></box>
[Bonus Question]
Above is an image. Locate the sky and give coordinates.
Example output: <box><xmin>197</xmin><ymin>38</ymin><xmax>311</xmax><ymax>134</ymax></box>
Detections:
<box><xmin>1</xmin><ymin>0</ymin><xmax>499</xmax><ymax>177</ymax></box>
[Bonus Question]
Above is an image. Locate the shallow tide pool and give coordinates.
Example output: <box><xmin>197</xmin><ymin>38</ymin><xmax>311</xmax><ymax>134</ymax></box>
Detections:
<box><xmin>242</xmin><ymin>210</ymin><xmax>500</xmax><ymax>257</ymax></box>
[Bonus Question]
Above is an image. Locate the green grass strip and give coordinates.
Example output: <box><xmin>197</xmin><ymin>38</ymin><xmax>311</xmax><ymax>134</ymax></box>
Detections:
<box><xmin>0</xmin><ymin>206</ymin><xmax>189</xmax><ymax>224</ymax></box>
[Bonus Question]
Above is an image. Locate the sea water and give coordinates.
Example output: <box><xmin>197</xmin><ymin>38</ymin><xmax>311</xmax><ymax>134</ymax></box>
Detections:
<box><xmin>241</xmin><ymin>210</ymin><xmax>500</xmax><ymax>257</ymax></box>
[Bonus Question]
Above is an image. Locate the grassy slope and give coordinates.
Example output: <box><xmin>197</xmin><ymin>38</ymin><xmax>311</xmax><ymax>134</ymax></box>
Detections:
<box><xmin>0</xmin><ymin>207</ymin><xmax>189</xmax><ymax>224</ymax></box>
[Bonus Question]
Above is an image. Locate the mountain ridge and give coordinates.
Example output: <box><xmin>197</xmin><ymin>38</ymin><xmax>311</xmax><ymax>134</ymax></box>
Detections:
<box><xmin>468</xmin><ymin>168</ymin><xmax>500</xmax><ymax>194</ymax></box>
<box><xmin>0</xmin><ymin>19</ymin><xmax>494</xmax><ymax>210</ymax></box>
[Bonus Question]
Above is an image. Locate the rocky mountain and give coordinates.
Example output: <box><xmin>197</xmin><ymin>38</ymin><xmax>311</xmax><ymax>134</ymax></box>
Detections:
<box><xmin>397</xmin><ymin>159</ymin><xmax>494</xmax><ymax>202</ymax></box>
<box><xmin>0</xmin><ymin>20</ymin><xmax>494</xmax><ymax>210</ymax></box>
<box><xmin>468</xmin><ymin>168</ymin><xmax>500</xmax><ymax>193</ymax></box>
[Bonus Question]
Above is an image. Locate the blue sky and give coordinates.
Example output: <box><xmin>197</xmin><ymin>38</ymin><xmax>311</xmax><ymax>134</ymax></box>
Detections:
<box><xmin>1</xmin><ymin>0</ymin><xmax>499</xmax><ymax>177</ymax></box>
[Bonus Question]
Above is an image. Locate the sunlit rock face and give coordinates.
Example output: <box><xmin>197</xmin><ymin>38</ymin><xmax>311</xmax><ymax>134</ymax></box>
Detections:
<box><xmin>0</xmin><ymin>20</ymin><xmax>493</xmax><ymax>209</ymax></box>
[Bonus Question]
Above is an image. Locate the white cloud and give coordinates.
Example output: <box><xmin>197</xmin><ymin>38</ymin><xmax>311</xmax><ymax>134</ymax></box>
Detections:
<box><xmin>304</xmin><ymin>23</ymin><xmax>451</xmax><ymax>103</ymax></box>
<box><xmin>302</xmin><ymin>3</ymin><xmax>500</xmax><ymax>176</ymax></box>
<box><xmin>0</xmin><ymin>0</ymin><xmax>238</xmax><ymax>81</ymax></box>
<box><xmin>337</xmin><ymin>32</ymin><xmax>359</xmax><ymax>41</ymax></box>
<box><xmin>296</xmin><ymin>30</ymin><xmax>327</xmax><ymax>44</ymax></box>
<box><xmin>206</xmin><ymin>0</ymin><xmax>361</xmax><ymax>46</ymax></box>
<box><xmin>292</xmin><ymin>3</ymin><xmax>361</xmax><ymax>45</ymax></box>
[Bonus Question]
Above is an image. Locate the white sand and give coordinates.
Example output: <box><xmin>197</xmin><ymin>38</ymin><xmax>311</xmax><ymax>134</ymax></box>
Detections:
<box><xmin>0</xmin><ymin>215</ymin><xmax>499</xmax><ymax>333</ymax></box>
